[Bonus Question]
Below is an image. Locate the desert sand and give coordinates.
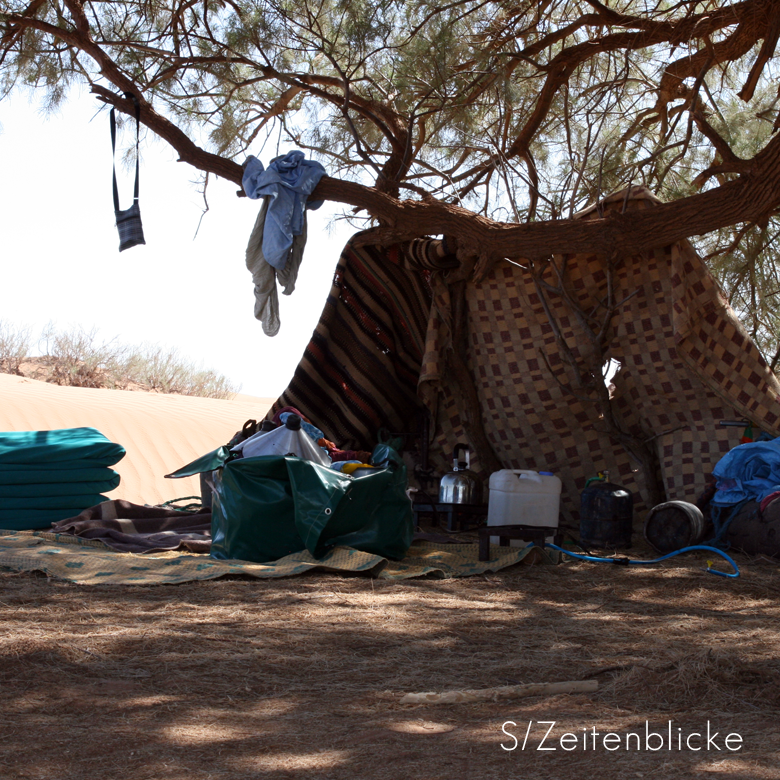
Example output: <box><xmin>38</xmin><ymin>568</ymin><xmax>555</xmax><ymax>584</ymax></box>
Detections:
<box><xmin>0</xmin><ymin>373</ymin><xmax>274</xmax><ymax>506</ymax></box>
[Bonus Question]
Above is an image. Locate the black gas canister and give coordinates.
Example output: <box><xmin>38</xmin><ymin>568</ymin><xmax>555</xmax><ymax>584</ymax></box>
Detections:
<box><xmin>580</xmin><ymin>473</ymin><xmax>633</xmax><ymax>549</ymax></box>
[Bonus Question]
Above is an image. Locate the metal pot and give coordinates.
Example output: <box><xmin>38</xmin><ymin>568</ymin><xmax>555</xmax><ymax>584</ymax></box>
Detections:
<box><xmin>438</xmin><ymin>444</ymin><xmax>483</xmax><ymax>505</ymax></box>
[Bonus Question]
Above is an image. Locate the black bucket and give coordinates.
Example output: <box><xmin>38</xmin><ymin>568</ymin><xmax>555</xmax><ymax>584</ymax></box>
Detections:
<box><xmin>580</xmin><ymin>481</ymin><xmax>633</xmax><ymax>549</ymax></box>
<box><xmin>644</xmin><ymin>500</ymin><xmax>705</xmax><ymax>553</ymax></box>
<box><xmin>726</xmin><ymin>499</ymin><xmax>780</xmax><ymax>558</ymax></box>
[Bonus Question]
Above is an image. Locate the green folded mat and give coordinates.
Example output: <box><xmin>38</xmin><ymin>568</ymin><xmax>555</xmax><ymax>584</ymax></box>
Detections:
<box><xmin>0</xmin><ymin>502</ymin><xmax>109</xmax><ymax>530</ymax></box>
<box><xmin>0</xmin><ymin>493</ymin><xmax>110</xmax><ymax>510</ymax></box>
<box><xmin>0</xmin><ymin>474</ymin><xmax>120</xmax><ymax>498</ymax></box>
<box><xmin>0</xmin><ymin>428</ymin><xmax>125</xmax><ymax>466</ymax></box>
<box><xmin>0</xmin><ymin>467</ymin><xmax>120</xmax><ymax>485</ymax></box>
<box><xmin>0</xmin><ymin>460</ymin><xmax>123</xmax><ymax>473</ymax></box>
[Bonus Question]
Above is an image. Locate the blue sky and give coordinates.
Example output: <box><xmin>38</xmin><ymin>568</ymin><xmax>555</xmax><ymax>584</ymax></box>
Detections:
<box><xmin>0</xmin><ymin>91</ymin><xmax>354</xmax><ymax>398</ymax></box>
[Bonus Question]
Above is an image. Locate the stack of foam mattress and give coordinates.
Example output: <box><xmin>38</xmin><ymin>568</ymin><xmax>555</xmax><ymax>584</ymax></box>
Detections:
<box><xmin>0</xmin><ymin>427</ymin><xmax>126</xmax><ymax>530</ymax></box>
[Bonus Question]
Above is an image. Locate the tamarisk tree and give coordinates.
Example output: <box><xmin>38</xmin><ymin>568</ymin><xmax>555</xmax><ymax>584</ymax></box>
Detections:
<box><xmin>3</xmin><ymin>0</ymin><xmax>780</xmax><ymax>359</ymax></box>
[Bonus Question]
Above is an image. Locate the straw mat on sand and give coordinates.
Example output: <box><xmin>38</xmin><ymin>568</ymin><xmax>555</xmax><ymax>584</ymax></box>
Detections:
<box><xmin>0</xmin><ymin>530</ymin><xmax>544</xmax><ymax>585</ymax></box>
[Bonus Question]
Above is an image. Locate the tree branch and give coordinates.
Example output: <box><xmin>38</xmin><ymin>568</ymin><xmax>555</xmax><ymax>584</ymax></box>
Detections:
<box><xmin>322</xmin><ymin>129</ymin><xmax>780</xmax><ymax>262</ymax></box>
<box><xmin>91</xmin><ymin>85</ymin><xmax>244</xmax><ymax>184</ymax></box>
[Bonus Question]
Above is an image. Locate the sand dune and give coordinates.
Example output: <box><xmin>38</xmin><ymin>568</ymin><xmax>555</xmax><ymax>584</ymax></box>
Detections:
<box><xmin>0</xmin><ymin>374</ymin><xmax>274</xmax><ymax>506</ymax></box>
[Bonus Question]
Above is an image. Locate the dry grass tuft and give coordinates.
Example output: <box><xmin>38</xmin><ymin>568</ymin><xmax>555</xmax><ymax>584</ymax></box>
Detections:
<box><xmin>598</xmin><ymin>647</ymin><xmax>780</xmax><ymax>712</ymax></box>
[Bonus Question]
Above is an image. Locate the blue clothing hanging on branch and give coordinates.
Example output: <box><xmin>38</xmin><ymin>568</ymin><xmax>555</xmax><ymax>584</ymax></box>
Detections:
<box><xmin>242</xmin><ymin>150</ymin><xmax>326</xmax><ymax>270</ymax></box>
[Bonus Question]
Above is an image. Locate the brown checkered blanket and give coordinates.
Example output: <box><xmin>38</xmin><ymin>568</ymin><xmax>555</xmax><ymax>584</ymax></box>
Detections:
<box><xmin>269</xmin><ymin>188</ymin><xmax>780</xmax><ymax>522</ymax></box>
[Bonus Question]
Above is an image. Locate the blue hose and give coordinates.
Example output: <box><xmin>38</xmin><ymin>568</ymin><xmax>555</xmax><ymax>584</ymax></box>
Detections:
<box><xmin>536</xmin><ymin>542</ymin><xmax>740</xmax><ymax>578</ymax></box>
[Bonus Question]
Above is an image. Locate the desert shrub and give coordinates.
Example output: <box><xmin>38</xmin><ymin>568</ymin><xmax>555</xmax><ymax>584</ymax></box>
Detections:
<box><xmin>119</xmin><ymin>343</ymin><xmax>239</xmax><ymax>399</ymax></box>
<box><xmin>0</xmin><ymin>322</ymin><xmax>240</xmax><ymax>399</ymax></box>
<box><xmin>0</xmin><ymin>320</ymin><xmax>31</xmax><ymax>375</ymax></box>
<box><xmin>39</xmin><ymin>322</ymin><xmax>127</xmax><ymax>389</ymax></box>
<box><xmin>184</xmin><ymin>369</ymin><xmax>239</xmax><ymax>400</ymax></box>
<box><xmin>120</xmin><ymin>344</ymin><xmax>187</xmax><ymax>394</ymax></box>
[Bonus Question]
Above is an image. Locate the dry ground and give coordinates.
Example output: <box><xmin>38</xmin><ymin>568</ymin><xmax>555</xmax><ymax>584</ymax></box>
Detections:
<box><xmin>1</xmin><ymin>546</ymin><xmax>779</xmax><ymax>780</ymax></box>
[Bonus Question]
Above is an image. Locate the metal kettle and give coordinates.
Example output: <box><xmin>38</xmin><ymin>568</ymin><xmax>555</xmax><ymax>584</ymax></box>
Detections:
<box><xmin>438</xmin><ymin>444</ymin><xmax>483</xmax><ymax>505</ymax></box>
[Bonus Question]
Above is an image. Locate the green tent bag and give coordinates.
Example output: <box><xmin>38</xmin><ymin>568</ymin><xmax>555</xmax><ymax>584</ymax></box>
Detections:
<box><xmin>169</xmin><ymin>444</ymin><xmax>413</xmax><ymax>563</ymax></box>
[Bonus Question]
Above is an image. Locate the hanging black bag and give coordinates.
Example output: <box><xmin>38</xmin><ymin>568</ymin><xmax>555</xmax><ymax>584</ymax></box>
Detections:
<box><xmin>111</xmin><ymin>94</ymin><xmax>146</xmax><ymax>251</ymax></box>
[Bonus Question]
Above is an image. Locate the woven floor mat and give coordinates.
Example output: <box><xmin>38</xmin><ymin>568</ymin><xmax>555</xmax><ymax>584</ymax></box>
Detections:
<box><xmin>0</xmin><ymin>529</ymin><xmax>547</xmax><ymax>585</ymax></box>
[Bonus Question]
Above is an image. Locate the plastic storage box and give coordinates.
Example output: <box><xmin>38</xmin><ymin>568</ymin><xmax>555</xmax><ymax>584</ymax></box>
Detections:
<box><xmin>487</xmin><ymin>469</ymin><xmax>562</xmax><ymax>546</ymax></box>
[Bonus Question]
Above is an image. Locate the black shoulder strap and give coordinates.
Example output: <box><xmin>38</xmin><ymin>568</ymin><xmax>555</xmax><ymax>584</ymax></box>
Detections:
<box><xmin>111</xmin><ymin>93</ymin><xmax>141</xmax><ymax>211</ymax></box>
